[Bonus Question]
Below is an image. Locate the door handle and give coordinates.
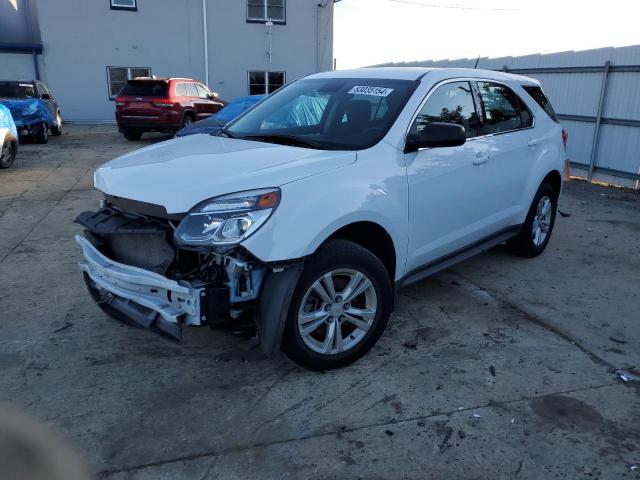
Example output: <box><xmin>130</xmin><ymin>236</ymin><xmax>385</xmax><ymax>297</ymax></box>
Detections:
<box><xmin>473</xmin><ymin>154</ymin><xmax>489</xmax><ymax>165</ymax></box>
<box><xmin>528</xmin><ymin>139</ymin><xmax>539</xmax><ymax>148</ymax></box>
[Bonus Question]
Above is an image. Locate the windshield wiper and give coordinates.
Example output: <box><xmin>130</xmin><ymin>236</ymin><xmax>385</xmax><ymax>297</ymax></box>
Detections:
<box><xmin>219</xmin><ymin>127</ymin><xmax>236</xmax><ymax>138</ymax></box>
<box><xmin>243</xmin><ymin>134</ymin><xmax>322</xmax><ymax>150</ymax></box>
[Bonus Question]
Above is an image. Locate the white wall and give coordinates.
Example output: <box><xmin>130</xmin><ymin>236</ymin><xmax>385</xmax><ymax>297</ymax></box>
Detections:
<box><xmin>27</xmin><ymin>0</ymin><xmax>333</xmax><ymax>122</ymax></box>
<box><xmin>0</xmin><ymin>52</ymin><xmax>41</xmax><ymax>81</ymax></box>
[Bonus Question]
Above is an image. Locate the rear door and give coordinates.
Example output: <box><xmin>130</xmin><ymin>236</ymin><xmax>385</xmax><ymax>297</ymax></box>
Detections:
<box><xmin>405</xmin><ymin>80</ymin><xmax>493</xmax><ymax>271</ymax></box>
<box><xmin>474</xmin><ymin>81</ymin><xmax>536</xmax><ymax>226</ymax></box>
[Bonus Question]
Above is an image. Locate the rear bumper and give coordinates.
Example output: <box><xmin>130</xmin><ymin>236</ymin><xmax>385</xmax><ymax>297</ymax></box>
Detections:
<box><xmin>76</xmin><ymin>234</ymin><xmax>204</xmax><ymax>339</ymax></box>
<box><xmin>117</xmin><ymin>121</ymin><xmax>182</xmax><ymax>132</ymax></box>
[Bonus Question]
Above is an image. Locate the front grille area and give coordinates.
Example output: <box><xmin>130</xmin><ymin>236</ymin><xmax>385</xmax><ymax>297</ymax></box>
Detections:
<box><xmin>107</xmin><ymin>233</ymin><xmax>175</xmax><ymax>274</ymax></box>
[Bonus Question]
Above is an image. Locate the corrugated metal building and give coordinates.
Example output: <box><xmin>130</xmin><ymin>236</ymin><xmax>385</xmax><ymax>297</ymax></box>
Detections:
<box><xmin>375</xmin><ymin>46</ymin><xmax>640</xmax><ymax>189</ymax></box>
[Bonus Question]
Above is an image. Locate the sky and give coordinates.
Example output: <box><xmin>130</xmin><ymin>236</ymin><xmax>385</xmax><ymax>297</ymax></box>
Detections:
<box><xmin>334</xmin><ymin>0</ymin><xmax>640</xmax><ymax>69</ymax></box>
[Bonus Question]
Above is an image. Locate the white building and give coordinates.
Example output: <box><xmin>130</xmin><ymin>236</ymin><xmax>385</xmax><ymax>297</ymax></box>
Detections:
<box><xmin>0</xmin><ymin>0</ymin><xmax>336</xmax><ymax>122</ymax></box>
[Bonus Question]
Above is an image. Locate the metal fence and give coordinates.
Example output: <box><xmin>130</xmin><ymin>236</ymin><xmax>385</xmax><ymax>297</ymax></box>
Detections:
<box><xmin>375</xmin><ymin>46</ymin><xmax>640</xmax><ymax>189</ymax></box>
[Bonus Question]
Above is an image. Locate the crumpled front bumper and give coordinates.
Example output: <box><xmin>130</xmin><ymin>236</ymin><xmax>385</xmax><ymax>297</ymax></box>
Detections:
<box><xmin>76</xmin><ymin>234</ymin><xmax>204</xmax><ymax>339</ymax></box>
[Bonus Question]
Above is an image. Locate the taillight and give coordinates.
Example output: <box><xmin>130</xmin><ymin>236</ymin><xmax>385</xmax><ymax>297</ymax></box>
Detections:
<box><xmin>562</xmin><ymin>129</ymin><xmax>568</xmax><ymax>149</ymax></box>
<box><xmin>152</xmin><ymin>98</ymin><xmax>174</xmax><ymax>108</ymax></box>
<box><xmin>115</xmin><ymin>97</ymin><xmax>126</xmax><ymax>107</ymax></box>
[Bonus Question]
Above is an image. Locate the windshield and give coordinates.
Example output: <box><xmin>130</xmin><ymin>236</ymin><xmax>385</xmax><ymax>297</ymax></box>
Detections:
<box><xmin>227</xmin><ymin>78</ymin><xmax>418</xmax><ymax>150</ymax></box>
<box><xmin>215</xmin><ymin>97</ymin><xmax>262</xmax><ymax>123</ymax></box>
<box><xmin>0</xmin><ymin>82</ymin><xmax>36</xmax><ymax>99</ymax></box>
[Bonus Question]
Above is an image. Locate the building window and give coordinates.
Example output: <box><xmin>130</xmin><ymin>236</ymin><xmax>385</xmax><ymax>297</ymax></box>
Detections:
<box><xmin>249</xmin><ymin>71</ymin><xmax>285</xmax><ymax>95</ymax></box>
<box><xmin>107</xmin><ymin>66</ymin><xmax>151</xmax><ymax>99</ymax></box>
<box><xmin>110</xmin><ymin>0</ymin><xmax>137</xmax><ymax>11</ymax></box>
<box><xmin>247</xmin><ymin>0</ymin><xmax>285</xmax><ymax>23</ymax></box>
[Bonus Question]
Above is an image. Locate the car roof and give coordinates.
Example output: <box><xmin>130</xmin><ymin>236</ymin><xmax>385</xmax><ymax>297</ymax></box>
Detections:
<box><xmin>306</xmin><ymin>67</ymin><xmax>539</xmax><ymax>85</ymax></box>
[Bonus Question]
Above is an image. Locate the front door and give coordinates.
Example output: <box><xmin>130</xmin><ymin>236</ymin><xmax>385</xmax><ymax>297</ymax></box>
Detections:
<box><xmin>405</xmin><ymin>80</ymin><xmax>494</xmax><ymax>273</ymax></box>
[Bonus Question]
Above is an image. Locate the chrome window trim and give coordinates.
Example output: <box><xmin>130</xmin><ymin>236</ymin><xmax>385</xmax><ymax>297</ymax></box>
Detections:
<box><xmin>404</xmin><ymin>77</ymin><xmax>536</xmax><ymax>149</ymax></box>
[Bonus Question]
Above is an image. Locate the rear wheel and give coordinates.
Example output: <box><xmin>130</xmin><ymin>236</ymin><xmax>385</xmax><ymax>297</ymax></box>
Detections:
<box><xmin>182</xmin><ymin>114</ymin><xmax>194</xmax><ymax>128</ymax></box>
<box><xmin>123</xmin><ymin>128</ymin><xmax>142</xmax><ymax>141</ymax></box>
<box><xmin>0</xmin><ymin>139</ymin><xmax>17</xmax><ymax>169</ymax></box>
<box><xmin>508</xmin><ymin>182</ymin><xmax>558</xmax><ymax>257</ymax></box>
<box><xmin>50</xmin><ymin>112</ymin><xmax>62</xmax><ymax>136</ymax></box>
<box><xmin>34</xmin><ymin>122</ymin><xmax>48</xmax><ymax>144</ymax></box>
<box><xmin>282</xmin><ymin>239</ymin><xmax>393</xmax><ymax>371</ymax></box>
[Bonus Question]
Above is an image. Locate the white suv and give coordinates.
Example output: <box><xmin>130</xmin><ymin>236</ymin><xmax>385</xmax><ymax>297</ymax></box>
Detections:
<box><xmin>76</xmin><ymin>68</ymin><xmax>565</xmax><ymax>370</ymax></box>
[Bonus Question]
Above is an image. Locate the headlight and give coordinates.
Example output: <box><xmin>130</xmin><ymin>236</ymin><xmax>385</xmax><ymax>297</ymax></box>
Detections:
<box><xmin>174</xmin><ymin>188</ymin><xmax>280</xmax><ymax>246</ymax></box>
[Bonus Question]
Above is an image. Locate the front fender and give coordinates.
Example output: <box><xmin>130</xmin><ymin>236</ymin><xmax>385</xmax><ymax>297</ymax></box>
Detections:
<box><xmin>241</xmin><ymin>152</ymin><xmax>408</xmax><ymax>280</ymax></box>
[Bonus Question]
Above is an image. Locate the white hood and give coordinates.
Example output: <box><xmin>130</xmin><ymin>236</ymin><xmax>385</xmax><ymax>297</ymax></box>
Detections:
<box><xmin>95</xmin><ymin>134</ymin><xmax>357</xmax><ymax>213</ymax></box>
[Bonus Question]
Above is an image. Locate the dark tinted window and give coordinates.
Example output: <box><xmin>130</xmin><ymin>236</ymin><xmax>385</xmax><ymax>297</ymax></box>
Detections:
<box><xmin>119</xmin><ymin>81</ymin><xmax>168</xmax><ymax>97</ymax></box>
<box><xmin>523</xmin><ymin>86</ymin><xmax>558</xmax><ymax>122</ymax></box>
<box><xmin>413</xmin><ymin>81</ymin><xmax>479</xmax><ymax>138</ymax></box>
<box><xmin>477</xmin><ymin>82</ymin><xmax>533</xmax><ymax>134</ymax></box>
<box><xmin>0</xmin><ymin>82</ymin><xmax>36</xmax><ymax>99</ymax></box>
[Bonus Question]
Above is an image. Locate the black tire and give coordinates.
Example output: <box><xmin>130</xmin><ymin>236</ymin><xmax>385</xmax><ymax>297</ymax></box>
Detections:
<box><xmin>182</xmin><ymin>113</ymin><xmax>195</xmax><ymax>128</ymax></box>
<box><xmin>34</xmin><ymin>122</ymin><xmax>48</xmax><ymax>144</ymax></box>
<box><xmin>508</xmin><ymin>182</ymin><xmax>558</xmax><ymax>257</ymax></box>
<box><xmin>123</xmin><ymin>129</ymin><xmax>142</xmax><ymax>141</ymax></box>
<box><xmin>282</xmin><ymin>239</ymin><xmax>393</xmax><ymax>371</ymax></box>
<box><xmin>50</xmin><ymin>112</ymin><xmax>62</xmax><ymax>136</ymax></box>
<box><xmin>0</xmin><ymin>139</ymin><xmax>17</xmax><ymax>169</ymax></box>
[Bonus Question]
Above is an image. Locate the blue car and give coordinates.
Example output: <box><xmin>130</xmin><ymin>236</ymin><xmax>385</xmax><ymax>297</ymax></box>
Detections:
<box><xmin>0</xmin><ymin>80</ymin><xmax>63</xmax><ymax>144</ymax></box>
<box><xmin>176</xmin><ymin>95</ymin><xmax>264</xmax><ymax>137</ymax></box>
<box><xmin>0</xmin><ymin>104</ymin><xmax>18</xmax><ymax>169</ymax></box>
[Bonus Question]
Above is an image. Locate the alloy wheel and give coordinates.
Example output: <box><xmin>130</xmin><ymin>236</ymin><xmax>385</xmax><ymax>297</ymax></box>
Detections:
<box><xmin>297</xmin><ymin>268</ymin><xmax>377</xmax><ymax>355</ymax></box>
<box><xmin>532</xmin><ymin>195</ymin><xmax>552</xmax><ymax>247</ymax></box>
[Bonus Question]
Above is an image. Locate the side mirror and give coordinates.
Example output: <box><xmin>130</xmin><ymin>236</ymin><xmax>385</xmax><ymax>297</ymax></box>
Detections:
<box><xmin>41</xmin><ymin>93</ymin><xmax>52</xmax><ymax>100</ymax></box>
<box><xmin>405</xmin><ymin>122</ymin><xmax>466</xmax><ymax>153</ymax></box>
<box><xmin>208</xmin><ymin>92</ymin><xmax>219</xmax><ymax>100</ymax></box>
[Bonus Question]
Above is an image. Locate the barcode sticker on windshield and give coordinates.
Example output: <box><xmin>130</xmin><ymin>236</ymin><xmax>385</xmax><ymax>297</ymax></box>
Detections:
<box><xmin>348</xmin><ymin>86</ymin><xmax>394</xmax><ymax>97</ymax></box>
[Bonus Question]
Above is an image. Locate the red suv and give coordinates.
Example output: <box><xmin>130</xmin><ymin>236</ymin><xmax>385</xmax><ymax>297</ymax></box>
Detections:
<box><xmin>115</xmin><ymin>77</ymin><xmax>226</xmax><ymax>140</ymax></box>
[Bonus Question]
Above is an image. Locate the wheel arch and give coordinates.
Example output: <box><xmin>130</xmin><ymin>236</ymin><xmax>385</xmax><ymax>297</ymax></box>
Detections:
<box><xmin>542</xmin><ymin>169</ymin><xmax>562</xmax><ymax>199</ymax></box>
<box><xmin>319</xmin><ymin>221</ymin><xmax>397</xmax><ymax>284</ymax></box>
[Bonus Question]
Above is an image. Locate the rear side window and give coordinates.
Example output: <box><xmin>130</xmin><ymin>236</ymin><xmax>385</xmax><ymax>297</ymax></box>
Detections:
<box><xmin>523</xmin><ymin>86</ymin><xmax>559</xmax><ymax>123</ymax></box>
<box><xmin>477</xmin><ymin>82</ymin><xmax>533</xmax><ymax>135</ymax></box>
<box><xmin>175</xmin><ymin>83</ymin><xmax>187</xmax><ymax>97</ymax></box>
<box><xmin>119</xmin><ymin>81</ymin><xmax>168</xmax><ymax>97</ymax></box>
<box><xmin>414</xmin><ymin>81</ymin><xmax>479</xmax><ymax>138</ymax></box>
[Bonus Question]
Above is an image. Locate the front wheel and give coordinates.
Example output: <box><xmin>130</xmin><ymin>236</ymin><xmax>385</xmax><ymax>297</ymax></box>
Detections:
<box><xmin>508</xmin><ymin>182</ymin><xmax>558</xmax><ymax>257</ymax></box>
<box><xmin>282</xmin><ymin>239</ymin><xmax>393</xmax><ymax>371</ymax></box>
<box><xmin>50</xmin><ymin>112</ymin><xmax>62</xmax><ymax>136</ymax></box>
<box><xmin>0</xmin><ymin>139</ymin><xmax>17</xmax><ymax>169</ymax></box>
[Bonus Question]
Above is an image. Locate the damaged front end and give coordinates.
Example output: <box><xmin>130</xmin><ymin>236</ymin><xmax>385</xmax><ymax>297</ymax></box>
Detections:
<box><xmin>75</xmin><ymin>198</ymin><xmax>301</xmax><ymax>353</ymax></box>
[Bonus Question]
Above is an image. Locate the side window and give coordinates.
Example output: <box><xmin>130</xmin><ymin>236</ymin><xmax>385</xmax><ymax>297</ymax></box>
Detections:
<box><xmin>175</xmin><ymin>83</ymin><xmax>187</xmax><ymax>97</ymax></box>
<box><xmin>185</xmin><ymin>83</ymin><xmax>198</xmax><ymax>98</ymax></box>
<box><xmin>195</xmin><ymin>84</ymin><xmax>210</xmax><ymax>98</ymax></box>
<box><xmin>523</xmin><ymin>85</ymin><xmax>558</xmax><ymax>123</ymax></box>
<box><xmin>413</xmin><ymin>81</ymin><xmax>479</xmax><ymax>138</ymax></box>
<box><xmin>35</xmin><ymin>83</ymin><xmax>46</xmax><ymax>98</ymax></box>
<box><xmin>477</xmin><ymin>82</ymin><xmax>533</xmax><ymax>134</ymax></box>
